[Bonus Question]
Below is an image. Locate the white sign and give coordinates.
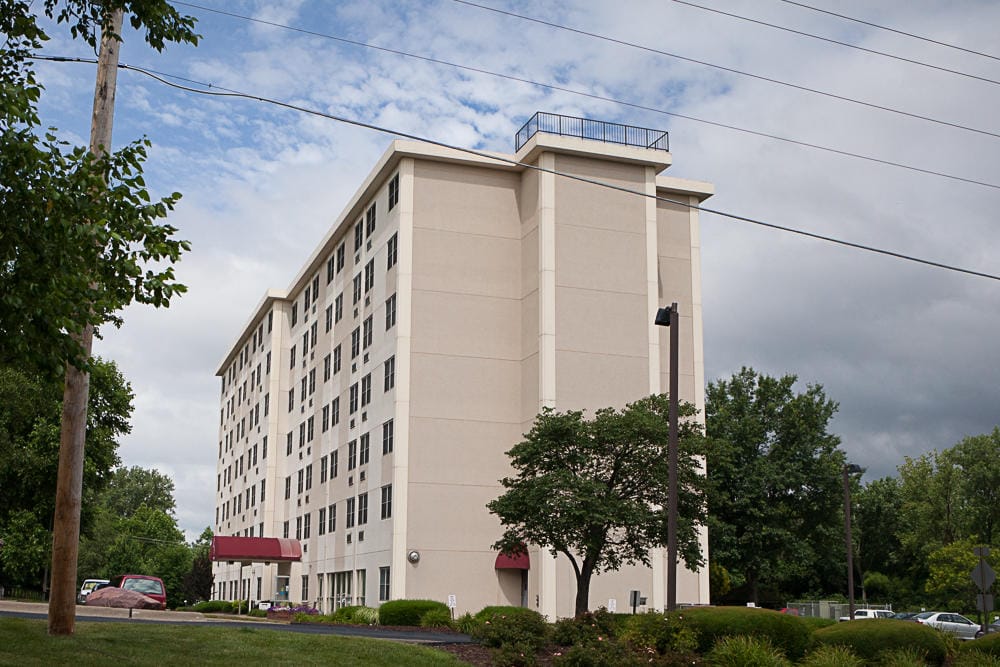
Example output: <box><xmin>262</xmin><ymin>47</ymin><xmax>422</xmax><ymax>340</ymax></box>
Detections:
<box><xmin>607</xmin><ymin>598</ymin><xmax>617</xmax><ymax>612</ymax></box>
<box><xmin>447</xmin><ymin>594</ymin><xmax>457</xmax><ymax>609</ymax></box>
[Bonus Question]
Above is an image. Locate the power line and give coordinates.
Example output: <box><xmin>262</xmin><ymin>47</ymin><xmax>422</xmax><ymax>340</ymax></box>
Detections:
<box><xmin>34</xmin><ymin>54</ymin><xmax>1000</xmax><ymax>283</ymax></box>
<box><xmin>776</xmin><ymin>0</ymin><xmax>1000</xmax><ymax>62</ymax></box>
<box><xmin>673</xmin><ymin>0</ymin><xmax>1000</xmax><ymax>87</ymax></box>
<box><xmin>451</xmin><ymin>0</ymin><xmax>1000</xmax><ymax>140</ymax></box>
<box><xmin>163</xmin><ymin>2</ymin><xmax>1000</xmax><ymax>191</ymax></box>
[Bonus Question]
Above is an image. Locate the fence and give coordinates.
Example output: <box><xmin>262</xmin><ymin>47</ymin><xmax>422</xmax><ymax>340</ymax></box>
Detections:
<box><xmin>0</xmin><ymin>586</ymin><xmax>47</xmax><ymax>602</ymax></box>
<box><xmin>515</xmin><ymin>112</ymin><xmax>669</xmax><ymax>152</ymax></box>
<box><xmin>785</xmin><ymin>600</ymin><xmax>892</xmax><ymax>620</ymax></box>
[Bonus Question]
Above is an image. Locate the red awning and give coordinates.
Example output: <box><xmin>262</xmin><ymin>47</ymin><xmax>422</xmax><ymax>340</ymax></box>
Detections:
<box><xmin>210</xmin><ymin>536</ymin><xmax>302</xmax><ymax>564</ymax></box>
<box><xmin>495</xmin><ymin>551</ymin><xmax>530</xmax><ymax>570</ymax></box>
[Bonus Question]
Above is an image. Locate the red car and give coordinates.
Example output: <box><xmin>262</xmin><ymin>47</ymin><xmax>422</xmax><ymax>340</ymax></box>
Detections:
<box><xmin>111</xmin><ymin>574</ymin><xmax>167</xmax><ymax>609</ymax></box>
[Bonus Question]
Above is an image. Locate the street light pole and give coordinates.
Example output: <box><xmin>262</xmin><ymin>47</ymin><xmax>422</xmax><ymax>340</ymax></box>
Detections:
<box><xmin>843</xmin><ymin>463</ymin><xmax>864</xmax><ymax>621</ymax></box>
<box><xmin>654</xmin><ymin>303</ymin><xmax>679</xmax><ymax>611</ymax></box>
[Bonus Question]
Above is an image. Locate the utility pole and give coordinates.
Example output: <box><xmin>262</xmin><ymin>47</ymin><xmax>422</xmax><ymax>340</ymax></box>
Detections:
<box><xmin>48</xmin><ymin>8</ymin><xmax>123</xmax><ymax>636</ymax></box>
<box><xmin>654</xmin><ymin>303</ymin><xmax>680</xmax><ymax>611</ymax></box>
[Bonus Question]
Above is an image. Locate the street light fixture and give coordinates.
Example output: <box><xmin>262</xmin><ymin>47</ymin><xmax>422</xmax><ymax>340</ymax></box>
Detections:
<box><xmin>843</xmin><ymin>463</ymin><xmax>865</xmax><ymax>620</ymax></box>
<box><xmin>654</xmin><ymin>303</ymin><xmax>679</xmax><ymax>611</ymax></box>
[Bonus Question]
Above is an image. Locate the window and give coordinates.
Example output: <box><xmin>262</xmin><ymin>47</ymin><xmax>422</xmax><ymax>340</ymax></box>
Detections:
<box><xmin>286</xmin><ymin>432</ymin><xmax>293</xmax><ymax>455</ymax></box>
<box><xmin>364</xmin><ymin>259</ymin><xmax>374</xmax><ymax>294</ymax></box>
<box><xmin>263</xmin><ymin>436</ymin><xmax>268</xmax><ymax>459</ymax></box>
<box><xmin>335</xmin><ymin>293</ymin><xmax>343</xmax><ymax>323</ymax></box>
<box><xmin>283</xmin><ymin>520</ymin><xmax>289</xmax><ymax>539</ymax></box>
<box><xmin>268</xmin><ymin>310</ymin><xmax>273</xmax><ymax>333</ymax></box>
<box><xmin>349</xmin><ymin>383</ymin><xmax>359</xmax><ymax>414</ymax></box>
<box><xmin>303</xmin><ymin>512</ymin><xmax>311</xmax><ymax>539</ymax></box>
<box><xmin>300</xmin><ymin>377</ymin><xmax>307</xmax><ymax>402</ymax></box>
<box><xmin>291</xmin><ymin>303</ymin><xmax>298</xmax><ymax>328</ymax></box>
<box><xmin>385</xmin><ymin>293</ymin><xmax>396</xmax><ymax>330</ymax></box>
<box><xmin>322</xmin><ymin>404</ymin><xmax>330</xmax><ymax>432</ymax></box>
<box><xmin>384</xmin><ymin>356</ymin><xmax>395</xmax><ymax>391</ymax></box>
<box><xmin>263</xmin><ymin>393</ymin><xmax>269</xmax><ymax>417</ymax></box>
<box><xmin>336</xmin><ymin>241</ymin><xmax>345</xmax><ymax>272</ymax></box>
<box><xmin>297</xmin><ymin>469</ymin><xmax>304</xmax><ymax>494</ymax></box>
<box><xmin>284</xmin><ymin>476</ymin><xmax>291</xmax><ymax>500</ymax></box>
<box><xmin>351</xmin><ymin>328</ymin><xmax>360</xmax><ymax>359</ymax></box>
<box><xmin>365</xmin><ymin>202</ymin><xmax>376</xmax><ymax>237</ymax></box>
<box><xmin>379</xmin><ymin>566</ymin><xmax>390</xmax><ymax>602</ymax></box>
<box><xmin>310</xmin><ymin>321</ymin><xmax>317</xmax><ymax>348</ymax></box>
<box><xmin>325</xmin><ymin>305</ymin><xmax>333</xmax><ymax>332</ymax></box>
<box><xmin>328</xmin><ymin>503</ymin><xmax>336</xmax><ymax>532</ymax></box>
<box><xmin>288</xmin><ymin>389</ymin><xmax>294</xmax><ymax>412</ymax></box>
<box><xmin>331</xmin><ymin>450</ymin><xmax>339</xmax><ymax>478</ymax></box>
<box><xmin>346</xmin><ymin>497</ymin><xmax>356</xmax><ymax>528</ymax></box>
<box><xmin>381</xmin><ymin>484</ymin><xmax>392</xmax><ymax>519</ymax></box>
<box><xmin>387</xmin><ymin>173</ymin><xmax>399</xmax><ymax>211</ymax></box>
<box><xmin>382</xmin><ymin>419</ymin><xmax>394</xmax><ymax>455</ymax></box>
<box><xmin>308</xmin><ymin>368</ymin><xmax>316</xmax><ymax>396</ymax></box>
<box><xmin>361</xmin><ymin>373</ymin><xmax>371</xmax><ymax>407</ymax></box>
<box><xmin>333</xmin><ymin>345</ymin><xmax>342</xmax><ymax>374</ymax></box>
<box><xmin>312</xmin><ymin>275</ymin><xmax>320</xmax><ymax>303</ymax></box>
<box><xmin>323</xmin><ymin>354</ymin><xmax>331</xmax><ymax>382</ymax></box>
<box><xmin>318</xmin><ymin>507</ymin><xmax>327</xmax><ymax>535</ymax></box>
<box><xmin>354</xmin><ymin>220</ymin><xmax>364</xmax><ymax>252</ymax></box>
<box><xmin>331</xmin><ymin>397</ymin><xmax>340</xmax><ymax>426</ymax></box>
<box><xmin>363</xmin><ymin>316</ymin><xmax>373</xmax><ymax>349</ymax></box>
<box><xmin>307</xmin><ymin>416</ymin><xmax>315</xmax><ymax>442</ymax></box>
<box><xmin>352</xmin><ymin>273</ymin><xmax>362</xmax><ymax>305</ymax></box>
<box><xmin>266</xmin><ymin>350</ymin><xmax>271</xmax><ymax>374</ymax></box>
<box><xmin>387</xmin><ymin>233</ymin><xmax>398</xmax><ymax>270</ymax></box>
<box><xmin>304</xmin><ymin>285</ymin><xmax>311</xmax><ymax>310</ymax></box>
<box><xmin>358</xmin><ymin>493</ymin><xmax>368</xmax><ymax>525</ymax></box>
<box><xmin>326</xmin><ymin>255</ymin><xmax>335</xmax><ymax>284</ymax></box>
<box><xmin>289</xmin><ymin>345</ymin><xmax>296</xmax><ymax>369</ymax></box>
<box><xmin>360</xmin><ymin>432</ymin><xmax>370</xmax><ymax>466</ymax></box>
<box><xmin>321</xmin><ymin>456</ymin><xmax>329</xmax><ymax>483</ymax></box>
<box><xmin>260</xmin><ymin>479</ymin><xmax>266</xmax><ymax>502</ymax></box>
<box><xmin>348</xmin><ymin>440</ymin><xmax>357</xmax><ymax>470</ymax></box>
<box><xmin>296</xmin><ymin>516</ymin><xmax>302</xmax><ymax>539</ymax></box>
<box><xmin>299</xmin><ymin>421</ymin><xmax>306</xmax><ymax>447</ymax></box>
<box><xmin>302</xmin><ymin>331</ymin><xmax>309</xmax><ymax>355</ymax></box>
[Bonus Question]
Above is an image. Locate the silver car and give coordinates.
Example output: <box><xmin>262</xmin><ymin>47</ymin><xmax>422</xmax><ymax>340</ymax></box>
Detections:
<box><xmin>914</xmin><ymin>611</ymin><xmax>979</xmax><ymax>640</ymax></box>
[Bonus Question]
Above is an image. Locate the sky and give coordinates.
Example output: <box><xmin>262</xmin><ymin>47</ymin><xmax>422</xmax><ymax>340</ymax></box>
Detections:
<box><xmin>28</xmin><ymin>0</ymin><xmax>1000</xmax><ymax>538</ymax></box>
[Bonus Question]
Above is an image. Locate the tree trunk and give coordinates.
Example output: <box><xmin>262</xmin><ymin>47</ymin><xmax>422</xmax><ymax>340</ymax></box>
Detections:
<box><xmin>574</xmin><ymin>560</ymin><xmax>596</xmax><ymax>616</ymax></box>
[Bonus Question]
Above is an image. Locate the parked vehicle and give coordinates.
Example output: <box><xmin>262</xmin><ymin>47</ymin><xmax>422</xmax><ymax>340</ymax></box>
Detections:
<box><xmin>77</xmin><ymin>579</ymin><xmax>109</xmax><ymax>605</ymax></box>
<box><xmin>110</xmin><ymin>574</ymin><xmax>166</xmax><ymax>610</ymax></box>
<box><xmin>976</xmin><ymin>619</ymin><xmax>1000</xmax><ymax>639</ymax></box>
<box><xmin>890</xmin><ymin>611</ymin><xmax>919</xmax><ymax>621</ymax></box>
<box><xmin>838</xmin><ymin>609</ymin><xmax>893</xmax><ymax>621</ymax></box>
<box><xmin>913</xmin><ymin>611</ymin><xmax>978</xmax><ymax>640</ymax></box>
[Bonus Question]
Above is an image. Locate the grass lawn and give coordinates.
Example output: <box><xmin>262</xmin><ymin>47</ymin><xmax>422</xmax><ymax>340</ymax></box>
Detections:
<box><xmin>0</xmin><ymin>618</ymin><xmax>465</xmax><ymax>666</ymax></box>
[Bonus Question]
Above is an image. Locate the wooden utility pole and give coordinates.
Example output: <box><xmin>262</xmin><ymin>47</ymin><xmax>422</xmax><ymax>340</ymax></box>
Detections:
<box><xmin>48</xmin><ymin>8</ymin><xmax>123</xmax><ymax>636</ymax></box>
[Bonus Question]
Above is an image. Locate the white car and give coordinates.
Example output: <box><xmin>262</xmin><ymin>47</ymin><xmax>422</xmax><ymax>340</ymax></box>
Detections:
<box><xmin>838</xmin><ymin>609</ymin><xmax>893</xmax><ymax>621</ymax></box>
<box><xmin>914</xmin><ymin>611</ymin><xmax>979</xmax><ymax>640</ymax></box>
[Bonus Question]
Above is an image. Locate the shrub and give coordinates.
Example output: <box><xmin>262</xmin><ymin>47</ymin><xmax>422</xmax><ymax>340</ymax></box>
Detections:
<box><xmin>192</xmin><ymin>600</ymin><xmax>232</xmax><ymax>614</ymax></box>
<box><xmin>619</xmin><ymin>611</ymin><xmax>698</xmax><ymax>654</ymax></box>
<box><xmin>959</xmin><ymin>631</ymin><xmax>1000</xmax><ymax>657</ymax></box>
<box><xmin>353</xmin><ymin>606</ymin><xmax>379</xmax><ymax>625</ymax></box>
<box><xmin>247</xmin><ymin>608</ymin><xmax>266</xmax><ymax>618</ymax></box>
<box><xmin>471</xmin><ymin>607</ymin><xmax>550</xmax><ymax>652</ymax></box>
<box><xmin>328</xmin><ymin>605</ymin><xmax>378</xmax><ymax>625</ymax></box>
<box><xmin>952</xmin><ymin>651</ymin><xmax>1000</xmax><ymax>667</ymax></box>
<box><xmin>878</xmin><ymin>646</ymin><xmax>933</xmax><ymax>666</ymax></box>
<box><xmin>706</xmin><ymin>635</ymin><xmax>791</xmax><ymax>667</ymax></box>
<box><xmin>800</xmin><ymin>644</ymin><xmax>863</xmax><ymax>667</ymax></box>
<box><xmin>552</xmin><ymin>639</ymin><xmax>639</xmax><ymax>666</ymax></box>
<box><xmin>378</xmin><ymin>599</ymin><xmax>449</xmax><ymax>626</ymax></box>
<box><xmin>811</xmin><ymin>619</ymin><xmax>947</xmax><ymax>666</ymax></box>
<box><xmin>679</xmin><ymin>606</ymin><xmax>811</xmax><ymax>661</ymax></box>
<box><xmin>799</xmin><ymin>616</ymin><xmax>836</xmax><ymax>631</ymax></box>
<box><xmin>420</xmin><ymin>608</ymin><xmax>455</xmax><ymax>629</ymax></box>
<box><xmin>493</xmin><ymin>641</ymin><xmax>539</xmax><ymax>667</ymax></box>
<box><xmin>456</xmin><ymin>612</ymin><xmax>480</xmax><ymax>635</ymax></box>
<box><xmin>475</xmin><ymin>605</ymin><xmax>543</xmax><ymax>621</ymax></box>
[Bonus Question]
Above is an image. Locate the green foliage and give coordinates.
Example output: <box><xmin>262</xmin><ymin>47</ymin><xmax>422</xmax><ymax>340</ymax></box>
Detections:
<box><xmin>182</xmin><ymin>528</ymin><xmax>214</xmax><ymax>604</ymax></box>
<box><xmin>798</xmin><ymin>616</ymin><xmax>836</xmax><ymax>631</ymax></box>
<box><xmin>378</xmin><ymin>599</ymin><xmax>449</xmax><ymax>626</ymax></box>
<box><xmin>951</xmin><ymin>653</ymin><xmax>1000</xmax><ymax>667</ymax></box>
<box><xmin>877</xmin><ymin>646</ymin><xmax>935</xmax><ymax>666</ymax></box>
<box><xmin>192</xmin><ymin>600</ymin><xmax>233</xmax><ymax>614</ymax></box>
<box><xmin>471</xmin><ymin>607</ymin><xmax>550</xmax><ymax>652</ymax></box>
<box><xmin>679</xmin><ymin>607</ymin><xmax>811</xmax><ymax>661</ymax></box>
<box><xmin>811</xmin><ymin>619</ymin><xmax>947</xmax><ymax>666</ymax></box>
<box><xmin>710</xmin><ymin>561</ymin><xmax>732</xmax><ymax>599</ymax></box>
<box><xmin>0</xmin><ymin>359</ymin><xmax>128</xmax><ymax>587</ymax></box>
<box><xmin>551</xmin><ymin>639</ymin><xmax>638</xmax><ymax>666</ymax></box>
<box><xmin>0</xmin><ymin>0</ymin><xmax>196</xmax><ymax>374</ymax></box>
<box><xmin>420</xmin><ymin>608</ymin><xmax>455</xmax><ymax>629</ymax></box>
<box><xmin>102</xmin><ymin>466</ymin><xmax>177</xmax><ymax>518</ymax></box>
<box><xmin>799</xmin><ymin>644</ymin><xmax>863</xmax><ymax>667</ymax></box>
<box><xmin>489</xmin><ymin>395</ymin><xmax>706</xmax><ymax>614</ymax></box>
<box><xmin>618</xmin><ymin>611</ymin><xmax>698</xmax><ymax>654</ymax></box>
<box><xmin>353</xmin><ymin>606</ymin><xmax>380</xmax><ymax>625</ymax></box>
<box><xmin>925</xmin><ymin>537</ymin><xmax>996</xmax><ymax>611</ymax></box>
<box><xmin>455</xmin><ymin>612</ymin><xmax>479</xmax><ymax>634</ymax></box>
<box><xmin>492</xmin><ymin>641</ymin><xmax>539</xmax><ymax>667</ymax></box>
<box><xmin>705</xmin><ymin>368</ymin><xmax>846</xmax><ymax>602</ymax></box>
<box><xmin>706</xmin><ymin>635</ymin><xmax>791</xmax><ymax>667</ymax></box>
<box><xmin>863</xmin><ymin>572</ymin><xmax>892</xmax><ymax>601</ymax></box>
<box><xmin>961</xmin><ymin>632</ymin><xmax>1000</xmax><ymax>657</ymax></box>
<box><xmin>856</xmin><ymin>477</ymin><xmax>904</xmax><ymax>587</ymax></box>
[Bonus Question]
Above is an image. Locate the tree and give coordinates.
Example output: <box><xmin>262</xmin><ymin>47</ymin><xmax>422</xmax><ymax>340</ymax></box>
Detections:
<box><xmin>897</xmin><ymin>451</ymin><xmax>964</xmax><ymax>578</ymax></box>
<box><xmin>855</xmin><ymin>477</ymin><xmax>904</xmax><ymax>586</ymax></box>
<box><xmin>948</xmin><ymin>429</ymin><xmax>1000</xmax><ymax>545</ymax></box>
<box><xmin>102</xmin><ymin>466</ymin><xmax>176</xmax><ymax>518</ymax></box>
<box><xmin>705</xmin><ymin>367</ymin><xmax>846</xmax><ymax>604</ymax></box>
<box><xmin>0</xmin><ymin>359</ymin><xmax>129</xmax><ymax>588</ymax></box>
<box><xmin>925</xmin><ymin>537</ymin><xmax>997</xmax><ymax>613</ymax></box>
<box><xmin>182</xmin><ymin>528</ymin><xmax>215</xmax><ymax>604</ymax></box>
<box><xmin>488</xmin><ymin>394</ymin><xmax>707</xmax><ymax>615</ymax></box>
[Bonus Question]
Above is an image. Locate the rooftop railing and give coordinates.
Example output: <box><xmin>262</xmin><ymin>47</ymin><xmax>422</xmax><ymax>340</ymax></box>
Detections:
<box><xmin>515</xmin><ymin>112</ymin><xmax>669</xmax><ymax>152</ymax></box>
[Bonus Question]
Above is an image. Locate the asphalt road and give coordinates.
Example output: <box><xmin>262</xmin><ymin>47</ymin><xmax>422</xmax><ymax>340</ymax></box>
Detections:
<box><xmin>0</xmin><ymin>601</ymin><xmax>471</xmax><ymax>644</ymax></box>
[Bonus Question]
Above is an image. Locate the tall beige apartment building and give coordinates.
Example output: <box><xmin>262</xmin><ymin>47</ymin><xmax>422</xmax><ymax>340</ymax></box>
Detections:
<box><xmin>214</xmin><ymin>113</ymin><xmax>713</xmax><ymax>618</ymax></box>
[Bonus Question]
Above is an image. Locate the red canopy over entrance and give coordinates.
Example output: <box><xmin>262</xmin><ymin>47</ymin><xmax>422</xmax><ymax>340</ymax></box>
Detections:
<box><xmin>495</xmin><ymin>551</ymin><xmax>530</xmax><ymax>570</ymax></box>
<box><xmin>210</xmin><ymin>536</ymin><xmax>302</xmax><ymax>564</ymax></box>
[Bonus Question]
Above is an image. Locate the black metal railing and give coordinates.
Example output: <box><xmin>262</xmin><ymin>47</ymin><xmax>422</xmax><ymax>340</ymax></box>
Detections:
<box><xmin>515</xmin><ymin>112</ymin><xmax>669</xmax><ymax>152</ymax></box>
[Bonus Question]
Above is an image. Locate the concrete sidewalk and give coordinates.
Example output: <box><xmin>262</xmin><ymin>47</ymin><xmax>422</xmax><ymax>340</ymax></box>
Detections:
<box><xmin>0</xmin><ymin>599</ymin><xmax>211</xmax><ymax>622</ymax></box>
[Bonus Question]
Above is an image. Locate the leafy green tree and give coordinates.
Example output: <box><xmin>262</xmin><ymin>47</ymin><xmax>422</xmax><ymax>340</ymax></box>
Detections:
<box><xmin>103</xmin><ymin>466</ymin><xmax>177</xmax><ymax>518</ymax></box>
<box><xmin>182</xmin><ymin>528</ymin><xmax>215</xmax><ymax>604</ymax></box>
<box><xmin>0</xmin><ymin>360</ymin><xmax>128</xmax><ymax>587</ymax></box>
<box><xmin>925</xmin><ymin>537</ymin><xmax>997</xmax><ymax>612</ymax></box>
<box><xmin>488</xmin><ymin>394</ymin><xmax>707</xmax><ymax>615</ymax></box>
<box><xmin>0</xmin><ymin>0</ymin><xmax>198</xmax><ymax>375</ymax></box>
<box><xmin>705</xmin><ymin>368</ymin><xmax>846</xmax><ymax>604</ymax></box>
<box><xmin>948</xmin><ymin>429</ymin><xmax>1000</xmax><ymax>545</ymax></box>
<box><xmin>855</xmin><ymin>477</ymin><xmax>904</xmax><ymax>585</ymax></box>
<box><xmin>897</xmin><ymin>451</ymin><xmax>964</xmax><ymax>580</ymax></box>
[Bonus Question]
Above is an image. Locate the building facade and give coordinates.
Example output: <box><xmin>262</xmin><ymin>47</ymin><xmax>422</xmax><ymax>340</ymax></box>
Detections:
<box><xmin>214</xmin><ymin>114</ymin><xmax>714</xmax><ymax>618</ymax></box>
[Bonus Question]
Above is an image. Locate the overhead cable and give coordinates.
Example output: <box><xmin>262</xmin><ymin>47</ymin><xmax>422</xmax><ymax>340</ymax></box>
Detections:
<box><xmin>33</xmin><ymin>54</ymin><xmax>1000</xmax><ymax>283</ymax></box>
<box><xmin>451</xmin><ymin>0</ymin><xmax>1000</xmax><ymax>140</ymax></box>
<box><xmin>165</xmin><ymin>2</ymin><xmax>1000</xmax><ymax>191</ymax></box>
